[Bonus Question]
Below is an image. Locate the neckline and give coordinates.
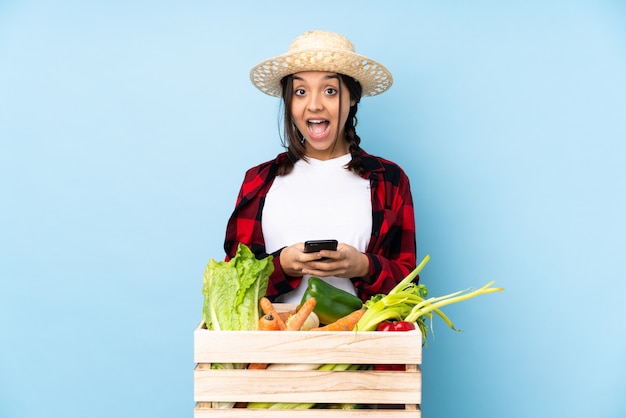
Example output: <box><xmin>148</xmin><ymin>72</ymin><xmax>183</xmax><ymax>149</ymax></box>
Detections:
<box><xmin>303</xmin><ymin>153</ymin><xmax>351</xmax><ymax>166</ymax></box>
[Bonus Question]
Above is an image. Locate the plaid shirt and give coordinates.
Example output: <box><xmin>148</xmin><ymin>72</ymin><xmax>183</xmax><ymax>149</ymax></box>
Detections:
<box><xmin>224</xmin><ymin>149</ymin><xmax>417</xmax><ymax>301</ymax></box>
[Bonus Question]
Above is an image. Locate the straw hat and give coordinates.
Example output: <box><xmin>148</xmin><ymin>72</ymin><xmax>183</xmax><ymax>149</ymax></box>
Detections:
<box><xmin>250</xmin><ymin>30</ymin><xmax>393</xmax><ymax>97</ymax></box>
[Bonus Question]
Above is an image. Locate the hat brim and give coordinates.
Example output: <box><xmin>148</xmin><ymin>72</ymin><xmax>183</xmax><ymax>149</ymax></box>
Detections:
<box><xmin>250</xmin><ymin>48</ymin><xmax>393</xmax><ymax>97</ymax></box>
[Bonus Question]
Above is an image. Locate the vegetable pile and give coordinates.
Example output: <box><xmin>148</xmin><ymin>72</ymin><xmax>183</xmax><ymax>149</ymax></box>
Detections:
<box><xmin>200</xmin><ymin>248</ymin><xmax>504</xmax><ymax>410</ymax></box>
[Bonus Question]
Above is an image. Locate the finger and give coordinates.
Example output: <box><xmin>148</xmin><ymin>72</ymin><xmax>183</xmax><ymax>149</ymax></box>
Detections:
<box><xmin>318</xmin><ymin>250</ymin><xmax>341</xmax><ymax>260</ymax></box>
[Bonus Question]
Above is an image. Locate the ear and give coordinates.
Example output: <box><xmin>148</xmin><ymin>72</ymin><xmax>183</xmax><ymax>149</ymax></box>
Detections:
<box><xmin>350</xmin><ymin>98</ymin><xmax>357</xmax><ymax>107</ymax></box>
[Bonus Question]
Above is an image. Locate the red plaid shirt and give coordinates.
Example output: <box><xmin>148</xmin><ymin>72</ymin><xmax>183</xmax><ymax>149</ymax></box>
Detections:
<box><xmin>224</xmin><ymin>150</ymin><xmax>417</xmax><ymax>301</ymax></box>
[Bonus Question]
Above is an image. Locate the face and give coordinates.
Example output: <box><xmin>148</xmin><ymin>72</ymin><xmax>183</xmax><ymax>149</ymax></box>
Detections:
<box><xmin>290</xmin><ymin>71</ymin><xmax>355</xmax><ymax>160</ymax></box>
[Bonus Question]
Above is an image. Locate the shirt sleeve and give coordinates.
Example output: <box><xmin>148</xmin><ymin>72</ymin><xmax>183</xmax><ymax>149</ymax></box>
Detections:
<box><xmin>223</xmin><ymin>160</ymin><xmax>303</xmax><ymax>301</ymax></box>
<box><xmin>353</xmin><ymin>165</ymin><xmax>417</xmax><ymax>299</ymax></box>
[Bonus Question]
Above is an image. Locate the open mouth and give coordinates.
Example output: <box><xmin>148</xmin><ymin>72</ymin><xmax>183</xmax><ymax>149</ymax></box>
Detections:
<box><xmin>307</xmin><ymin>119</ymin><xmax>331</xmax><ymax>140</ymax></box>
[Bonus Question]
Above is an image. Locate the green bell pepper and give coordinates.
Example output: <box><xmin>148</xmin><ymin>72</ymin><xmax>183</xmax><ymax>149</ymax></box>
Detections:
<box><xmin>299</xmin><ymin>277</ymin><xmax>363</xmax><ymax>325</ymax></box>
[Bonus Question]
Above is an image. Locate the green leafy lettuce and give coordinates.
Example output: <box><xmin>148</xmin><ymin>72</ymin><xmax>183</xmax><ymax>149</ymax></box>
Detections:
<box><xmin>202</xmin><ymin>243</ymin><xmax>273</xmax><ymax>331</ymax></box>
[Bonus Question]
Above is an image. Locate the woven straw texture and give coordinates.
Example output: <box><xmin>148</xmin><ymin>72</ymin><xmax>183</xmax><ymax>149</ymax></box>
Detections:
<box><xmin>250</xmin><ymin>31</ymin><xmax>393</xmax><ymax>97</ymax></box>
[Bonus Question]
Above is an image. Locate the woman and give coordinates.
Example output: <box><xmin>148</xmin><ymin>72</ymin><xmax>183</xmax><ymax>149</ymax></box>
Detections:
<box><xmin>224</xmin><ymin>30</ymin><xmax>416</xmax><ymax>303</ymax></box>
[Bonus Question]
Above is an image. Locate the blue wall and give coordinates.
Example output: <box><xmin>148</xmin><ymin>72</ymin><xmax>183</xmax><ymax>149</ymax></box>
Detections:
<box><xmin>1</xmin><ymin>1</ymin><xmax>625</xmax><ymax>417</ymax></box>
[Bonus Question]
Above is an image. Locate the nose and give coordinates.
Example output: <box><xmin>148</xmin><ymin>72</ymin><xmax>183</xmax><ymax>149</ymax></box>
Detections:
<box><xmin>307</xmin><ymin>92</ymin><xmax>323</xmax><ymax>111</ymax></box>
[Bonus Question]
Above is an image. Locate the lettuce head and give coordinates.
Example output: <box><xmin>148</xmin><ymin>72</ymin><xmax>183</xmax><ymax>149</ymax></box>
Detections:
<box><xmin>202</xmin><ymin>243</ymin><xmax>273</xmax><ymax>331</ymax></box>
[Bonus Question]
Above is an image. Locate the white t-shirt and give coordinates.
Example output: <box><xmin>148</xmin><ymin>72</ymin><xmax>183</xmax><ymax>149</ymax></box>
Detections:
<box><xmin>262</xmin><ymin>153</ymin><xmax>372</xmax><ymax>304</ymax></box>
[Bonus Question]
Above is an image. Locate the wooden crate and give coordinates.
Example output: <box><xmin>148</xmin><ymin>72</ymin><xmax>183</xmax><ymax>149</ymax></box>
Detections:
<box><xmin>194</xmin><ymin>306</ymin><xmax>422</xmax><ymax>417</ymax></box>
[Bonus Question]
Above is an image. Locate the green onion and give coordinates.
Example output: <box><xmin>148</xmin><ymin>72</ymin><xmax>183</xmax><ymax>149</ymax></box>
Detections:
<box><xmin>354</xmin><ymin>255</ymin><xmax>504</xmax><ymax>345</ymax></box>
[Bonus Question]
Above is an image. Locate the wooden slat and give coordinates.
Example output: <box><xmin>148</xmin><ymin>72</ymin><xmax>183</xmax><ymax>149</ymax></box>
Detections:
<box><xmin>194</xmin><ymin>322</ymin><xmax>422</xmax><ymax>365</ymax></box>
<box><xmin>194</xmin><ymin>368</ymin><xmax>421</xmax><ymax>404</ymax></box>
<box><xmin>195</xmin><ymin>405</ymin><xmax>421</xmax><ymax>418</ymax></box>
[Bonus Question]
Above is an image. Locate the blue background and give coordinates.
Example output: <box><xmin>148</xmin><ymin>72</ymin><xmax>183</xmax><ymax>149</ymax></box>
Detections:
<box><xmin>1</xmin><ymin>1</ymin><xmax>625</xmax><ymax>417</ymax></box>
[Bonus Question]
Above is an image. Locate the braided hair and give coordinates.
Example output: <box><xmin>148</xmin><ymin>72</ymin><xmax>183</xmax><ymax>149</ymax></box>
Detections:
<box><xmin>276</xmin><ymin>74</ymin><xmax>365</xmax><ymax>176</ymax></box>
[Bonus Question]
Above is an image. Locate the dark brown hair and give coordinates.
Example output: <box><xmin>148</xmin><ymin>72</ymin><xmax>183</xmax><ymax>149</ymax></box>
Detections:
<box><xmin>276</xmin><ymin>73</ymin><xmax>365</xmax><ymax>176</ymax></box>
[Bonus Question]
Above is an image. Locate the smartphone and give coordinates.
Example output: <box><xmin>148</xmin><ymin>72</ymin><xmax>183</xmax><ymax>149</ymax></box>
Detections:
<box><xmin>303</xmin><ymin>239</ymin><xmax>338</xmax><ymax>253</ymax></box>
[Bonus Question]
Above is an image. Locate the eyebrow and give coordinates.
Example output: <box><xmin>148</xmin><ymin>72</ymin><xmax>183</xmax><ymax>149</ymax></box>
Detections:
<box><xmin>292</xmin><ymin>74</ymin><xmax>340</xmax><ymax>82</ymax></box>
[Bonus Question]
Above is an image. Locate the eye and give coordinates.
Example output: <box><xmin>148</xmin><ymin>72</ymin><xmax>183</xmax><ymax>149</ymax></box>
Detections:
<box><xmin>325</xmin><ymin>87</ymin><xmax>338</xmax><ymax>95</ymax></box>
<box><xmin>294</xmin><ymin>88</ymin><xmax>306</xmax><ymax>96</ymax></box>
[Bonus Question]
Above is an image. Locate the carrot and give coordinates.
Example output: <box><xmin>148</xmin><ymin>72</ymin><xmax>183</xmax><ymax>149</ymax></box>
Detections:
<box><xmin>310</xmin><ymin>309</ymin><xmax>366</xmax><ymax>331</ymax></box>
<box><xmin>249</xmin><ymin>311</ymin><xmax>281</xmax><ymax>370</ymax></box>
<box><xmin>286</xmin><ymin>297</ymin><xmax>316</xmax><ymax>331</ymax></box>
<box><xmin>259</xmin><ymin>297</ymin><xmax>287</xmax><ymax>330</ymax></box>
<box><xmin>258</xmin><ymin>312</ymin><xmax>280</xmax><ymax>331</ymax></box>
<box><xmin>247</xmin><ymin>362</ymin><xmax>268</xmax><ymax>370</ymax></box>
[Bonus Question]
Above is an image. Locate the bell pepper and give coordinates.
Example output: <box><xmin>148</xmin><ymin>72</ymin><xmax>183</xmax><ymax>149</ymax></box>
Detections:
<box><xmin>299</xmin><ymin>277</ymin><xmax>363</xmax><ymax>325</ymax></box>
<box><xmin>373</xmin><ymin>321</ymin><xmax>416</xmax><ymax>371</ymax></box>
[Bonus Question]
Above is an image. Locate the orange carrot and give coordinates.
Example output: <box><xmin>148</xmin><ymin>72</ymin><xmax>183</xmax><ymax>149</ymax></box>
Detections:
<box><xmin>249</xmin><ymin>311</ymin><xmax>281</xmax><ymax>370</ymax></box>
<box><xmin>259</xmin><ymin>297</ymin><xmax>287</xmax><ymax>330</ymax></box>
<box><xmin>247</xmin><ymin>362</ymin><xmax>268</xmax><ymax>370</ymax></box>
<box><xmin>286</xmin><ymin>297</ymin><xmax>316</xmax><ymax>331</ymax></box>
<box><xmin>310</xmin><ymin>309</ymin><xmax>366</xmax><ymax>331</ymax></box>
<box><xmin>258</xmin><ymin>312</ymin><xmax>280</xmax><ymax>331</ymax></box>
